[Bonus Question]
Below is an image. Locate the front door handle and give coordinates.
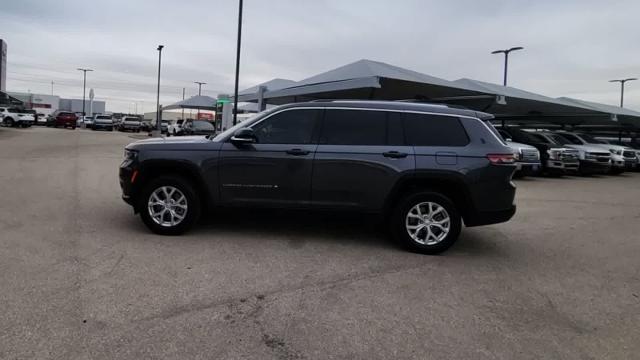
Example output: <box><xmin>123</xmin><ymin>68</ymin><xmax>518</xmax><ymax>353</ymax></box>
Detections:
<box><xmin>286</xmin><ymin>148</ymin><xmax>310</xmax><ymax>156</ymax></box>
<box><xmin>383</xmin><ymin>151</ymin><xmax>408</xmax><ymax>159</ymax></box>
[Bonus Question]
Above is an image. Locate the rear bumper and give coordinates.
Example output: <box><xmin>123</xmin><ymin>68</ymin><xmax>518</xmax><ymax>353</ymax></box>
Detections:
<box><xmin>465</xmin><ymin>205</ymin><xmax>516</xmax><ymax>227</ymax></box>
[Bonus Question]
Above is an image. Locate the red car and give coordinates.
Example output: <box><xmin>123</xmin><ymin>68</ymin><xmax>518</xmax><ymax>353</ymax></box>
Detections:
<box><xmin>47</xmin><ymin>111</ymin><xmax>78</xmax><ymax>129</ymax></box>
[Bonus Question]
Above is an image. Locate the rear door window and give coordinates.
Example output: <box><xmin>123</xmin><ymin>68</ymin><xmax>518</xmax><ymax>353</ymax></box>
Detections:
<box><xmin>321</xmin><ymin>109</ymin><xmax>387</xmax><ymax>145</ymax></box>
<box><xmin>404</xmin><ymin>113</ymin><xmax>469</xmax><ymax>146</ymax></box>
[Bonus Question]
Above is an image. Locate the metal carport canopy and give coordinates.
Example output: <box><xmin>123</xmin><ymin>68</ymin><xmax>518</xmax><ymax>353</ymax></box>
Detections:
<box><xmin>163</xmin><ymin>95</ymin><xmax>218</xmax><ymax>111</ymax></box>
<box><xmin>449</xmin><ymin>78</ymin><xmax>627</xmax><ymax>126</ymax></box>
<box><xmin>236</xmin><ymin>59</ymin><xmax>482</xmax><ymax>104</ymax></box>
<box><xmin>236</xmin><ymin>59</ymin><xmax>640</xmax><ymax>129</ymax></box>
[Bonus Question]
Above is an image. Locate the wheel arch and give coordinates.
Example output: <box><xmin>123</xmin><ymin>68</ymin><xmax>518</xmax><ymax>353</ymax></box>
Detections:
<box><xmin>133</xmin><ymin>160</ymin><xmax>212</xmax><ymax>212</ymax></box>
<box><xmin>384</xmin><ymin>172</ymin><xmax>475</xmax><ymax>223</ymax></box>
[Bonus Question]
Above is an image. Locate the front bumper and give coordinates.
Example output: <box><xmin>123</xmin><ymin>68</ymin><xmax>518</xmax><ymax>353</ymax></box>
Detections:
<box><xmin>579</xmin><ymin>160</ymin><xmax>610</xmax><ymax>174</ymax></box>
<box><xmin>121</xmin><ymin>124</ymin><xmax>140</xmax><ymax>130</ymax></box>
<box><xmin>515</xmin><ymin>161</ymin><xmax>540</xmax><ymax>172</ymax></box>
<box><xmin>546</xmin><ymin>159</ymin><xmax>579</xmax><ymax>171</ymax></box>
<box><xmin>93</xmin><ymin>123</ymin><xmax>113</xmax><ymax>129</ymax></box>
<box><xmin>119</xmin><ymin>162</ymin><xmax>136</xmax><ymax>207</ymax></box>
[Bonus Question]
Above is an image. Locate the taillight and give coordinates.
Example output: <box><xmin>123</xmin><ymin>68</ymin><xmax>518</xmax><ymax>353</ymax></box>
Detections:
<box><xmin>487</xmin><ymin>154</ymin><xmax>516</xmax><ymax>165</ymax></box>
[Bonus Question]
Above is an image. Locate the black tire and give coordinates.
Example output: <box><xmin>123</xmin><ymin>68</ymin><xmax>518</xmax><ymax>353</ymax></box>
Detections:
<box><xmin>5</xmin><ymin>118</ymin><xmax>15</xmax><ymax>127</ymax></box>
<box><xmin>139</xmin><ymin>175</ymin><xmax>201</xmax><ymax>235</ymax></box>
<box><xmin>391</xmin><ymin>192</ymin><xmax>462</xmax><ymax>255</ymax></box>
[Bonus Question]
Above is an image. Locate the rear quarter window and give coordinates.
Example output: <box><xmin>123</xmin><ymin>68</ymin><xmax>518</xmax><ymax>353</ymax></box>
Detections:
<box><xmin>404</xmin><ymin>113</ymin><xmax>469</xmax><ymax>146</ymax></box>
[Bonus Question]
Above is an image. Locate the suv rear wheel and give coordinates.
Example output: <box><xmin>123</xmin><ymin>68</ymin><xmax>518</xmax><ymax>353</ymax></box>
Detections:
<box><xmin>139</xmin><ymin>175</ymin><xmax>201</xmax><ymax>235</ymax></box>
<box><xmin>391</xmin><ymin>192</ymin><xmax>462</xmax><ymax>254</ymax></box>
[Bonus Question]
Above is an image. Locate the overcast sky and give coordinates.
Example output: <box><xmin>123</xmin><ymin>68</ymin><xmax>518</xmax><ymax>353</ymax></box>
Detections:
<box><xmin>2</xmin><ymin>0</ymin><xmax>640</xmax><ymax>113</ymax></box>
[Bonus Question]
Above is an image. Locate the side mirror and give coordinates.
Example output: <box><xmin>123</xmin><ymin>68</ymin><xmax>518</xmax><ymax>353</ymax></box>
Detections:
<box><xmin>230</xmin><ymin>128</ymin><xmax>257</xmax><ymax>145</ymax></box>
<box><xmin>506</xmin><ymin>138</ymin><xmax>513</xmax><ymax>142</ymax></box>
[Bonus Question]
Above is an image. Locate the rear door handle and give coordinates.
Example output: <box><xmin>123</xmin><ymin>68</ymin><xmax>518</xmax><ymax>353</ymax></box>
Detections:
<box><xmin>382</xmin><ymin>151</ymin><xmax>408</xmax><ymax>159</ymax></box>
<box><xmin>286</xmin><ymin>148</ymin><xmax>310</xmax><ymax>156</ymax></box>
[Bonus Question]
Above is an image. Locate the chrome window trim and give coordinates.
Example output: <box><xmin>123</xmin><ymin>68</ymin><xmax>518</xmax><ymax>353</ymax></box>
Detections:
<box><xmin>222</xmin><ymin>105</ymin><xmax>498</xmax><ymax>143</ymax></box>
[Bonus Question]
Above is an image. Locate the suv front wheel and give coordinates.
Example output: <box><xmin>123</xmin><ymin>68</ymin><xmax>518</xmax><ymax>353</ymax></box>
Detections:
<box><xmin>139</xmin><ymin>175</ymin><xmax>201</xmax><ymax>235</ymax></box>
<box><xmin>391</xmin><ymin>192</ymin><xmax>462</xmax><ymax>254</ymax></box>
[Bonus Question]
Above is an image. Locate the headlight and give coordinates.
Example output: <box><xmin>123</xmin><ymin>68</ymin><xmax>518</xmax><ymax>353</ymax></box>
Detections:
<box><xmin>513</xmin><ymin>149</ymin><xmax>522</xmax><ymax>160</ymax></box>
<box><xmin>124</xmin><ymin>149</ymin><xmax>138</xmax><ymax>161</ymax></box>
<box><xmin>548</xmin><ymin>149</ymin><xmax>560</xmax><ymax>160</ymax></box>
<box><xmin>609</xmin><ymin>149</ymin><xmax>622</xmax><ymax>155</ymax></box>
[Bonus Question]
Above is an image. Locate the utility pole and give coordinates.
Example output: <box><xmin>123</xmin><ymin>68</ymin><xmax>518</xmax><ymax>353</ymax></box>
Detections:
<box><xmin>609</xmin><ymin>78</ymin><xmax>637</xmax><ymax>107</ymax></box>
<box><xmin>182</xmin><ymin>87</ymin><xmax>185</xmax><ymax>120</ymax></box>
<box><xmin>77</xmin><ymin>68</ymin><xmax>93</xmax><ymax>117</ymax></box>
<box><xmin>156</xmin><ymin>45</ymin><xmax>164</xmax><ymax>132</ymax></box>
<box><xmin>51</xmin><ymin>81</ymin><xmax>54</xmax><ymax>95</ymax></box>
<box><xmin>233</xmin><ymin>0</ymin><xmax>244</xmax><ymax>125</ymax></box>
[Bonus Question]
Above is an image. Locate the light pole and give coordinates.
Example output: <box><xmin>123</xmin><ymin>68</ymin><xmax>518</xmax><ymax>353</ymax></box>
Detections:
<box><xmin>156</xmin><ymin>45</ymin><xmax>164</xmax><ymax>132</ymax></box>
<box><xmin>491</xmin><ymin>46</ymin><xmax>523</xmax><ymax>86</ymax></box>
<box><xmin>609</xmin><ymin>78</ymin><xmax>637</xmax><ymax>107</ymax></box>
<box><xmin>181</xmin><ymin>87</ymin><xmax>185</xmax><ymax>120</ymax></box>
<box><xmin>77</xmin><ymin>68</ymin><xmax>93</xmax><ymax>117</ymax></box>
<box><xmin>194</xmin><ymin>81</ymin><xmax>206</xmax><ymax>96</ymax></box>
<box><xmin>232</xmin><ymin>0</ymin><xmax>244</xmax><ymax>125</ymax></box>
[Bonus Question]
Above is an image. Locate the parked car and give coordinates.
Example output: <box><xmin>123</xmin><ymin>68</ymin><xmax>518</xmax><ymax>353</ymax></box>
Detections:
<box><xmin>180</xmin><ymin>120</ymin><xmax>216</xmax><ymax>136</ymax></box>
<box><xmin>141</xmin><ymin>120</ymin><xmax>170</xmax><ymax>133</ymax></box>
<box><xmin>496</xmin><ymin>131</ymin><xmax>540</xmax><ymax>177</ymax></box>
<box><xmin>597</xmin><ymin>139</ymin><xmax>639</xmax><ymax>171</ymax></box>
<box><xmin>47</xmin><ymin>110</ymin><xmax>78</xmax><ymax>129</ymax></box>
<box><xmin>555</xmin><ymin>131</ymin><xmax>636</xmax><ymax>174</ymax></box>
<box><xmin>167</xmin><ymin>119</ymin><xmax>185</xmax><ymax>136</ymax></box>
<box><xmin>498</xmin><ymin>127</ymin><xmax>579</xmax><ymax>175</ymax></box>
<box><xmin>530</xmin><ymin>131</ymin><xmax>610</xmax><ymax>175</ymax></box>
<box><xmin>92</xmin><ymin>115</ymin><xmax>114</xmax><ymax>131</ymax></box>
<box><xmin>77</xmin><ymin>116</ymin><xmax>95</xmax><ymax>128</ymax></box>
<box><xmin>35</xmin><ymin>113</ymin><xmax>47</xmax><ymax>126</ymax></box>
<box><xmin>0</xmin><ymin>107</ymin><xmax>35</xmax><ymax>127</ymax></box>
<box><xmin>120</xmin><ymin>101</ymin><xmax>517</xmax><ymax>254</ymax></box>
<box><xmin>118</xmin><ymin>116</ymin><xmax>142</xmax><ymax>132</ymax></box>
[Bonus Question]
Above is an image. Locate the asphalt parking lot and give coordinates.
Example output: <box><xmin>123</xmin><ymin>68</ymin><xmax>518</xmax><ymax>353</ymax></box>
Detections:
<box><xmin>1</xmin><ymin>126</ymin><xmax>639</xmax><ymax>360</ymax></box>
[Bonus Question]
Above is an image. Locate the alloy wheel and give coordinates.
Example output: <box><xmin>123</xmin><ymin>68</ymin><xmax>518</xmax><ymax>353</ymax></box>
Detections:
<box><xmin>405</xmin><ymin>202</ymin><xmax>451</xmax><ymax>245</ymax></box>
<box><xmin>147</xmin><ymin>186</ymin><xmax>188</xmax><ymax>227</ymax></box>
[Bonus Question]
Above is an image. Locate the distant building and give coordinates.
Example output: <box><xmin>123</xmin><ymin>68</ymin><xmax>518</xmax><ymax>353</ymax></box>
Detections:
<box><xmin>8</xmin><ymin>92</ymin><xmax>59</xmax><ymax>116</ymax></box>
<box><xmin>6</xmin><ymin>92</ymin><xmax>106</xmax><ymax>116</ymax></box>
<box><xmin>58</xmin><ymin>98</ymin><xmax>105</xmax><ymax>115</ymax></box>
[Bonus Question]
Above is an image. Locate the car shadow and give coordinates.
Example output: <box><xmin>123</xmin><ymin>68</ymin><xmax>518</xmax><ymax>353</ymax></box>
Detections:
<box><xmin>195</xmin><ymin>208</ymin><xmax>398</xmax><ymax>251</ymax></box>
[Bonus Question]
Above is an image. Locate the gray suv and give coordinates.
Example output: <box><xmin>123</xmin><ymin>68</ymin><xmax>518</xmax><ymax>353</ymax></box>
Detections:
<box><xmin>120</xmin><ymin>101</ymin><xmax>517</xmax><ymax>254</ymax></box>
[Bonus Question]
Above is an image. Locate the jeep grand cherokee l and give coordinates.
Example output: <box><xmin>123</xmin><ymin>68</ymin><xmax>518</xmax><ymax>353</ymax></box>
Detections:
<box><xmin>120</xmin><ymin>101</ymin><xmax>517</xmax><ymax>254</ymax></box>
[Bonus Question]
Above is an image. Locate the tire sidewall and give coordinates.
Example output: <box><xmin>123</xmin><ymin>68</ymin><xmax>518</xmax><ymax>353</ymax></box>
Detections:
<box><xmin>392</xmin><ymin>192</ymin><xmax>462</xmax><ymax>255</ymax></box>
<box><xmin>138</xmin><ymin>176</ymin><xmax>201</xmax><ymax>235</ymax></box>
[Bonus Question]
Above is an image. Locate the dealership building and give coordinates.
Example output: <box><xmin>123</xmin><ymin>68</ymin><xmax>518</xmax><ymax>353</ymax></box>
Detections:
<box><xmin>7</xmin><ymin>92</ymin><xmax>106</xmax><ymax>116</ymax></box>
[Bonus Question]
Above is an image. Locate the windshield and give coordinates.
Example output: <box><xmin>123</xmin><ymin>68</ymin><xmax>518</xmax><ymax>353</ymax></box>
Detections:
<box><xmin>577</xmin><ymin>133</ymin><xmax>604</xmax><ymax>144</ymax></box>
<box><xmin>556</xmin><ymin>133</ymin><xmax>582</xmax><ymax>145</ymax></box>
<box><xmin>192</xmin><ymin>121</ymin><xmax>214</xmax><ymax>129</ymax></box>
<box><xmin>548</xmin><ymin>134</ymin><xmax>572</xmax><ymax>145</ymax></box>
<box><xmin>96</xmin><ymin>116</ymin><xmax>111</xmax><ymax>120</ymax></box>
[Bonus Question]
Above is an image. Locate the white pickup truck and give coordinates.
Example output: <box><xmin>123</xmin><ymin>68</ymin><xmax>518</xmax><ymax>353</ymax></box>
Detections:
<box><xmin>0</xmin><ymin>107</ymin><xmax>35</xmax><ymax>127</ymax></box>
